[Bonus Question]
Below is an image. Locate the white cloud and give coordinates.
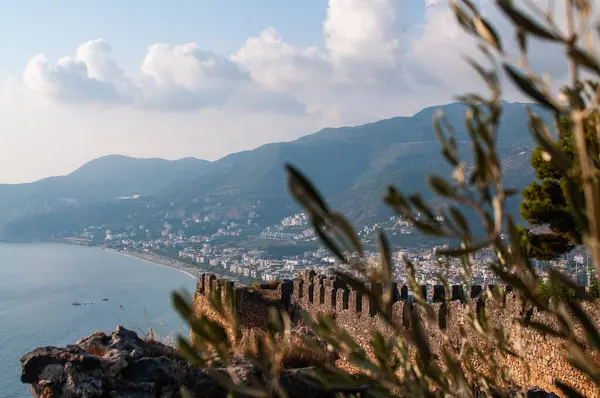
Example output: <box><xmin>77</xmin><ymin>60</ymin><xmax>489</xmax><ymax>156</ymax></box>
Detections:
<box><xmin>7</xmin><ymin>0</ymin><xmax>584</xmax><ymax>182</ymax></box>
<box><xmin>232</xmin><ymin>28</ymin><xmax>331</xmax><ymax>93</ymax></box>
<box><xmin>23</xmin><ymin>52</ymin><xmax>125</xmax><ymax>104</ymax></box>
<box><xmin>324</xmin><ymin>0</ymin><xmax>401</xmax><ymax>66</ymax></box>
<box><xmin>140</xmin><ymin>42</ymin><xmax>248</xmax><ymax>91</ymax></box>
<box><xmin>74</xmin><ymin>39</ymin><xmax>130</xmax><ymax>90</ymax></box>
<box><xmin>22</xmin><ymin>39</ymin><xmax>304</xmax><ymax>114</ymax></box>
<box><xmin>407</xmin><ymin>3</ymin><xmax>478</xmax><ymax>90</ymax></box>
<box><xmin>21</xmin><ymin>0</ymin><xmax>582</xmax><ymax>115</ymax></box>
<box><xmin>23</xmin><ymin>0</ymin><xmax>567</xmax><ymax>117</ymax></box>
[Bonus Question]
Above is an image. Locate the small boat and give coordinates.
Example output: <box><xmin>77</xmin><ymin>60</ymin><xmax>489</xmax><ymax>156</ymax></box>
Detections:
<box><xmin>102</xmin><ymin>298</ymin><xmax>109</xmax><ymax>301</ymax></box>
<box><xmin>72</xmin><ymin>302</ymin><xmax>82</xmax><ymax>306</ymax></box>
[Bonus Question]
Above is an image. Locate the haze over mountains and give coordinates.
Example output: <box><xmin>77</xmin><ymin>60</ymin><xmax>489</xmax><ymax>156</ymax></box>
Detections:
<box><xmin>0</xmin><ymin>101</ymin><xmax>549</xmax><ymax>241</ymax></box>
<box><xmin>0</xmin><ymin>156</ymin><xmax>211</xmax><ymax>223</ymax></box>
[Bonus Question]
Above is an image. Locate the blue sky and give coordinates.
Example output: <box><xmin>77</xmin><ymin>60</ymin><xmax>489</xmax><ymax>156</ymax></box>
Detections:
<box><xmin>0</xmin><ymin>0</ymin><xmax>562</xmax><ymax>182</ymax></box>
<box><xmin>0</xmin><ymin>1</ymin><xmax>320</xmax><ymax>71</ymax></box>
<box><xmin>1</xmin><ymin>0</ymin><xmax>419</xmax><ymax>74</ymax></box>
<box><xmin>0</xmin><ymin>0</ymin><xmax>427</xmax><ymax>62</ymax></box>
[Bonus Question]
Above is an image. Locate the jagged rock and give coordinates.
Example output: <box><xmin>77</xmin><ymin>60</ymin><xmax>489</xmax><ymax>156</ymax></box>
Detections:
<box><xmin>20</xmin><ymin>326</ymin><xmax>339</xmax><ymax>398</ymax></box>
<box><xmin>20</xmin><ymin>325</ymin><xmax>563</xmax><ymax>397</ymax></box>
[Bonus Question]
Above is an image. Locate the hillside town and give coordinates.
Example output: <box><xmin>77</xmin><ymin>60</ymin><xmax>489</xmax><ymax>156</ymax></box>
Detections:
<box><xmin>64</xmin><ymin>209</ymin><xmax>595</xmax><ymax>290</ymax></box>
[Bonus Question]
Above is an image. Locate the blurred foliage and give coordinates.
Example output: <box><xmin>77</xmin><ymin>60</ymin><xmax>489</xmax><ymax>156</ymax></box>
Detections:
<box><xmin>171</xmin><ymin>0</ymin><xmax>600</xmax><ymax>396</ymax></box>
<box><xmin>537</xmin><ymin>279</ymin><xmax>580</xmax><ymax>304</ymax></box>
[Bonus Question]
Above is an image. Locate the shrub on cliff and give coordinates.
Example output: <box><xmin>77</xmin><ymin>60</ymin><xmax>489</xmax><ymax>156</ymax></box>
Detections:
<box><xmin>520</xmin><ymin>112</ymin><xmax>600</xmax><ymax>260</ymax></box>
<box><xmin>590</xmin><ymin>267</ymin><xmax>600</xmax><ymax>299</ymax></box>
<box><xmin>172</xmin><ymin>0</ymin><xmax>600</xmax><ymax>396</ymax></box>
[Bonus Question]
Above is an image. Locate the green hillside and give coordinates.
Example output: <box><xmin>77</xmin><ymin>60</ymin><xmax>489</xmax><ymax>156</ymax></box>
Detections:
<box><xmin>0</xmin><ymin>101</ymin><xmax>551</xmax><ymax>240</ymax></box>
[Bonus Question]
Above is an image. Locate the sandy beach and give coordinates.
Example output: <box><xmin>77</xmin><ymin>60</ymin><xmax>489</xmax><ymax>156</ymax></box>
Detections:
<box><xmin>104</xmin><ymin>249</ymin><xmax>201</xmax><ymax>280</ymax></box>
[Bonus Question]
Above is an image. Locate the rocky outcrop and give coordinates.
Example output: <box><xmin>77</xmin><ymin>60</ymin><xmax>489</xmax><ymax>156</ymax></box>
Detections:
<box><xmin>20</xmin><ymin>326</ymin><xmax>336</xmax><ymax>398</ymax></box>
<box><xmin>20</xmin><ymin>325</ymin><xmax>565</xmax><ymax>397</ymax></box>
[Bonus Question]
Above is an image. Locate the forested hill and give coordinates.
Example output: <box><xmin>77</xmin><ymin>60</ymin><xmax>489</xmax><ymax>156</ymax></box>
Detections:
<box><xmin>159</xmin><ymin>100</ymin><xmax>548</xmax><ymax>224</ymax></box>
<box><xmin>1</xmin><ymin>101</ymin><xmax>550</xmax><ymax>241</ymax></box>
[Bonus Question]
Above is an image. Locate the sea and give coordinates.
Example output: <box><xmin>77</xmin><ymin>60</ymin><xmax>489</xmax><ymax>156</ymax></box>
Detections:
<box><xmin>0</xmin><ymin>242</ymin><xmax>197</xmax><ymax>397</ymax></box>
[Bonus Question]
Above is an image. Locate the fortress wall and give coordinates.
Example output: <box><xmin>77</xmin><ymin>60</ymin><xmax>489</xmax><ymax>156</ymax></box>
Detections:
<box><xmin>192</xmin><ymin>270</ymin><xmax>600</xmax><ymax>397</ymax></box>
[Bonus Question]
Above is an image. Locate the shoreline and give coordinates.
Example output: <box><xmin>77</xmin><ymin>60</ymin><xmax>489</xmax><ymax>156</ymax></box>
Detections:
<box><xmin>28</xmin><ymin>240</ymin><xmax>247</xmax><ymax>284</ymax></box>
<box><xmin>103</xmin><ymin>249</ymin><xmax>200</xmax><ymax>281</ymax></box>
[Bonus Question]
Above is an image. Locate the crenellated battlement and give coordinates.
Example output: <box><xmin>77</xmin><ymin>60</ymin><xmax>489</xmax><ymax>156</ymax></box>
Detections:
<box><xmin>194</xmin><ymin>269</ymin><xmax>498</xmax><ymax>331</ymax></box>
<box><xmin>193</xmin><ymin>273</ymin><xmax>293</xmax><ymax>330</ymax></box>
<box><xmin>191</xmin><ymin>269</ymin><xmax>600</xmax><ymax>397</ymax></box>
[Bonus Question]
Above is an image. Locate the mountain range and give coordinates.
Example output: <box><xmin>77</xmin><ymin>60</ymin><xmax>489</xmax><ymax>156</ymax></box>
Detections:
<box><xmin>0</xmin><ymin>101</ymin><xmax>550</xmax><ymax>241</ymax></box>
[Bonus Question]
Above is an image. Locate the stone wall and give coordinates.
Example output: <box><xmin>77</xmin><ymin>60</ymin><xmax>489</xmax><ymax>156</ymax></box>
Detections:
<box><xmin>192</xmin><ymin>270</ymin><xmax>600</xmax><ymax>397</ymax></box>
<box><xmin>191</xmin><ymin>274</ymin><xmax>292</xmax><ymax>347</ymax></box>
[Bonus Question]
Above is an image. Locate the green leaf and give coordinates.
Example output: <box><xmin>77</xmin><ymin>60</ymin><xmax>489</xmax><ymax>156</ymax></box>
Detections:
<box><xmin>471</xmin><ymin>143</ymin><xmax>488</xmax><ymax>184</ymax></box>
<box><xmin>459</xmin><ymin>0</ymin><xmax>478</xmax><ymax>13</ymax></box>
<box><xmin>385</xmin><ymin>186</ymin><xmax>412</xmax><ymax>217</ymax></box>
<box><xmin>330</xmin><ymin>211</ymin><xmax>363</xmax><ymax>255</ymax></box>
<box><xmin>285</xmin><ymin>163</ymin><xmax>330</xmax><ymax>215</ymax></box>
<box><xmin>267</xmin><ymin>307</ymin><xmax>283</xmax><ymax>334</ymax></box>
<box><xmin>429</xmin><ymin>175</ymin><xmax>454</xmax><ymax>197</ymax></box>
<box><xmin>567</xmin><ymin>299</ymin><xmax>600</xmax><ymax>354</ymax></box>
<box><xmin>378</xmin><ymin>231</ymin><xmax>393</xmax><ymax>308</ymax></box>
<box><xmin>333</xmin><ymin>271</ymin><xmax>382</xmax><ymax>316</ymax></box>
<box><xmin>528</xmin><ymin>321</ymin><xmax>565</xmax><ymax>339</ymax></box>
<box><xmin>433</xmin><ymin>112</ymin><xmax>459</xmax><ymax>166</ymax></box>
<box><xmin>517</xmin><ymin>28</ymin><xmax>527</xmax><ymax>54</ymax></box>
<box><xmin>450</xmin><ymin>1</ymin><xmax>475</xmax><ymax>33</ymax></box>
<box><xmin>568</xmin><ymin>342</ymin><xmax>600</xmax><ymax>385</ymax></box>
<box><xmin>549</xmin><ymin>269</ymin><xmax>589</xmax><ymax>300</ymax></box>
<box><xmin>565</xmin><ymin>177</ymin><xmax>589</xmax><ymax>234</ymax></box>
<box><xmin>378</xmin><ymin>231</ymin><xmax>392</xmax><ymax>283</ymax></box>
<box><xmin>314</xmin><ymin>218</ymin><xmax>347</xmax><ymax>263</ymax></box>
<box><xmin>507</xmin><ymin>216</ymin><xmax>534</xmax><ymax>273</ymax></box>
<box><xmin>497</xmin><ymin>0</ymin><xmax>560</xmax><ymax>41</ymax></box>
<box><xmin>370</xmin><ymin>330</ymin><xmax>391</xmax><ymax>369</ymax></box>
<box><xmin>443</xmin><ymin>351</ymin><xmax>469</xmax><ymax>395</ymax></box>
<box><xmin>449</xmin><ymin>207</ymin><xmax>470</xmax><ymax>236</ymax></box>
<box><xmin>436</xmin><ymin>241</ymin><xmax>489</xmax><ymax>257</ymax></box>
<box><xmin>312</xmin><ymin>312</ymin><xmax>363</xmax><ymax>354</ymax></box>
<box><xmin>410</xmin><ymin>305</ymin><xmax>432</xmax><ymax>371</ymax></box>
<box><xmin>528</xmin><ymin>110</ymin><xmax>573</xmax><ymax>171</ymax></box>
<box><xmin>569</xmin><ymin>46</ymin><xmax>600</xmax><ymax>75</ymax></box>
<box><xmin>464</xmin><ymin>57</ymin><xmax>499</xmax><ymax>96</ymax></box>
<box><xmin>171</xmin><ymin>291</ymin><xmax>192</xmax><ymax>320</ymax></box>
<box><xmin>202</xmin><ymin>317</ymin><xmax>229</xmax><ymax>346</ymax></box>
<box><xmin>555</xmin><ymin>380</ymin><xmax>586</xmax><ymax>398</ymax></box>
<box><xmin>407</xmin><ymin>194</ymin><xmax>434</xmax><ymax>220</ymax></box>
<box><xmin>504</xmin><ymin>64</ymin><xmax>559</xmax><ymax>112</ymax></box>
<box><xmin>224</xmin><ymin>282</ymin><xmax>242</xmax><ymax>343</ymax></box>
<box><xmin>177</xmin><ymin>336</ymin><xmax>206</xmax><ymax>367</ymax></box>
<box><xmin>413</xmin><ymin>220</ymin><xmax>449</xmax><ymax>237</ymax></box>
<box><xmin>489</xmin><ymin>263</ymin><xmax>543</xmax><ymax>307</ymax></box>
<box><xmin>180</xmin><ymin>387</ymin><xmax>196</xmax><ymax>398</ymax></box>
<box><xmin>562</xmin><ymin>86</ymin><xmax>586</xmax><ymax>110</ymax></box>
<box><xmin>474</xmin><ymin>16</ymin><xmax>503</xmax><ymax>53</ymax></box>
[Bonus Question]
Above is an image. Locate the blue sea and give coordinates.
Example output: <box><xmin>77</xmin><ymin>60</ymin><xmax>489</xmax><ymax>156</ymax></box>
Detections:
<box><xmin>0</xmin><ymin>243</ymin><xmax>197</xmax><ymax>397</ymax></box>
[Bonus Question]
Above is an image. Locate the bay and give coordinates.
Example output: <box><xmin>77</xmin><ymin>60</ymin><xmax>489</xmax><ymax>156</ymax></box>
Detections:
<box><xmin>0</xmin><ymin>243</ymin><xmax>197</xmax><ymax>397</ymax></box>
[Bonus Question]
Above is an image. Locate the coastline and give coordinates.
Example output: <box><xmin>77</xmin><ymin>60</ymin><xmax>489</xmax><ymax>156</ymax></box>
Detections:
<box><xmin>104</xmin><ymin>249</ymin><xmax>200</xmax><ymax>281</ymax></box>
<box><xmin>40</xmin><ymin>239</ymin><xmax>246</xmax><ymax>284</ymax></box>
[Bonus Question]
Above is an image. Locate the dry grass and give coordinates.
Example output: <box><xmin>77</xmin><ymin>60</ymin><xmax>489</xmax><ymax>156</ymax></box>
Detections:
<box><xmin>83</xmin><ymin>344</ymin><xmax>107</xmax><ymax>357</ymax></box>
<box><xmin>238</xmin><ymin>327</ymin><xmax>337</xmax><ymax>369</ymax></box>
<box><xmin>118</xmin><ymin>304</ymin><xmax>181</xmax><ymax>347</ymax></box>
